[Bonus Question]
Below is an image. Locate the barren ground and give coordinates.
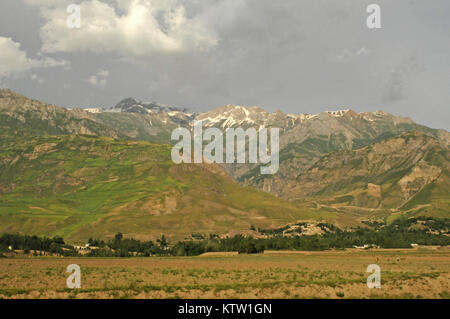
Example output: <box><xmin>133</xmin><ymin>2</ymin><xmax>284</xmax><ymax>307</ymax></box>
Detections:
<box><xmin>0</xmin><ymin>248</ymin><xmax>448</xmax><ymax>299</ymax></box>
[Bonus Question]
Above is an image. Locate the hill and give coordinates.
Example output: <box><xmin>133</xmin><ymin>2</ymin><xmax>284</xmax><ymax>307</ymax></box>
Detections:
<box><xmin>283</xmin><ymin>132</ymin><xmax>449</xmax><ymax>220</ymax></box>
<box><xmin>0</xmin><ymin>133</ymin><xmax>334</xmax><ymax>241</ymax></box>
<box><xmin>0</xmin><ymin>89</ymin><xmax>122</xmax><ymax>139</ymax></box>
<box><xmin>0</xmin><ymin>89</ymin><xmax>448</xmax><ymax>240</ymax></box>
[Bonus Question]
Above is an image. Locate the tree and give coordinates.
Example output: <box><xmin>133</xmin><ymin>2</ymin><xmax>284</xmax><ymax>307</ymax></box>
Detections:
<box><xmin>115</xmin><ymin>232</ymin><xmax>123</xmax><ymax>242</ymax></box>
<box><xmin>159</xmin><ymin>235</ymin><xmax>167</xmax><ymax>248</ymax></box>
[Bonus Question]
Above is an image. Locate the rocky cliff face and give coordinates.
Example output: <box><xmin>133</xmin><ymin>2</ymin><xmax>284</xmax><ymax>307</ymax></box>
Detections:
<box><xmin>280</xmin><ymin>132</ymin><xmax>449</xmax><ymax>216</ymax></box>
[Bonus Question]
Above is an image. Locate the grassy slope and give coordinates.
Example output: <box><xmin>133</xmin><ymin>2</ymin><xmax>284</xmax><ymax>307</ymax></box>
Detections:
<box><xmin>0</xmin><ymin>134</ymin><xmax>335</xmax><ymax>242</ymax></box>
<box><xmin>0</xmin><ymin>89</ymin><xmax>447</xmax><ymax>238</ymax></box>
<box><xmin>0</xmin><ymin>89</ymin><xmax>123</xmax><ymax>139</ymax></box>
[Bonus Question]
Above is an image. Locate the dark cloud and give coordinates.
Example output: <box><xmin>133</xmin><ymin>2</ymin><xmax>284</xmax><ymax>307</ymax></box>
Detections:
<box><xmin>0</xmin><ymin>0</ymin><xmax>449</xmax><ymax>130</ymax></box>
<box><xmin>382</xmin><ymin>54</ymin><xmax>420</xmax><ymax>103</ymax></box>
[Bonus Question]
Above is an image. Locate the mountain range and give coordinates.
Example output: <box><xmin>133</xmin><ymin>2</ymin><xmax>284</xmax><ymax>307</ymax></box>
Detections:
<box><xmin>0</xmin><ymin>88</ymin><xmax>448</xmax><ymax>241</ymax></box>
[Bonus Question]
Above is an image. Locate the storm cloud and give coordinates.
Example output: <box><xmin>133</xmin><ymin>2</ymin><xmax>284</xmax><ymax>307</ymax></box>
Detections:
<box><xmin>0</xmin><ymin>0</ymin><xmax>449</xmax><ymax>130</ymax></box>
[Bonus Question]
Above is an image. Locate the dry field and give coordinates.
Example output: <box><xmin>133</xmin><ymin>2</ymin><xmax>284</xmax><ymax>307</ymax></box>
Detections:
<box><xmin>0</xmin><ymin>248</ymin><xmax>449</xmax><ymax>299</ymax></box>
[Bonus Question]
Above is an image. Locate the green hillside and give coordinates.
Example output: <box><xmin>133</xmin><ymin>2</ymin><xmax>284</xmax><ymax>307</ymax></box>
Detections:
<box><xmin>0</xmin><ymin>134</ymin><xmax>333</xmax><ymax>242</ymax></box>
<box><xmin>0</xmin><ymin>89</ymin><xmax>123</xmax><ymax>139</ymax></box>
<box><xmin>0</xmin><ymin>89</ymin><xmax>448</xmax><ymax>240</ymax></box>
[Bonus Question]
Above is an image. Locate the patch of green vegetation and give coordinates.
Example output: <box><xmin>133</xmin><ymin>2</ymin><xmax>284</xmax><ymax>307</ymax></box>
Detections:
<box><xmin>0</xmin><ymin>133</ymin><xmax>326</xmax><ymax>241</ymax></box>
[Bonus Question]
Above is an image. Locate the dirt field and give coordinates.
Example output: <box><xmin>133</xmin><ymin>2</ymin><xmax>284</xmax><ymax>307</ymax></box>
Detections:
<box><xmin>0</xmin><ymin>248</ymin><xmax>449</xmax><ymax>299</ymax></box>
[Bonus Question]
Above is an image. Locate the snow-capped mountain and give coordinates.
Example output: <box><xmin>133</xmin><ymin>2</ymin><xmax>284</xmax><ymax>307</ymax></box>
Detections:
<box><xmin>111</xmin><ymin>97</ymin><xmax>189</xmax><ymax>114</ymax></box>
<box><xmin>107</xmin><ymin>97</ymin><xmax>413</xmax><ymax>132</ymax></box>
<box><xmin>1</xmin><ymin>88</ymin><xmax>449</xmax><ymax>200</ymax></box>
<box><xmin>196</xmin><ymin>105</ymin><xmax>297</xmax><ymax>129</ymax></box>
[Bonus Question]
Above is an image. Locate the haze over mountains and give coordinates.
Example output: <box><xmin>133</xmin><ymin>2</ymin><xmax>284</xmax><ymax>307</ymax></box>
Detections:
<box><xmin>0</xmin><ymin>88</ymin><xmax>448</xmax><ymax>241</ymax></box>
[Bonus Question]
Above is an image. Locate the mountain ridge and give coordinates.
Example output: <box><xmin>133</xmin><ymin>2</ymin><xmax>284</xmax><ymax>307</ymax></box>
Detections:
<box><xmin>0</xmin><ymin>88</ymin><xmax>448</xmax><ymax>240</ymax></box>
<box><xmin>284</xmin><ymin>131</ymin><xmax>449</xmax><ymax>215</ymax></box>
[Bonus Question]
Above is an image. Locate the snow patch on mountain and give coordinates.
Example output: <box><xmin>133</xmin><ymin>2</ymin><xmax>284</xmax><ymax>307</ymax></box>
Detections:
<box><xmin>112</xmin><ymin>97</ymin><xmax>188</xmax><ymax>114</ymax></box>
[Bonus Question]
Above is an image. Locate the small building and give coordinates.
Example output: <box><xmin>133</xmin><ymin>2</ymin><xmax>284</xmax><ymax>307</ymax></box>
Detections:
<box><xmin>74</xmin><ymin>243</ymin><xmax>91</xmax><ymax>250</ymax></box>
<box><xmin>353</xmin><ymin>244</ymin><xmax>370</xmax><ymax>249</ymax></box>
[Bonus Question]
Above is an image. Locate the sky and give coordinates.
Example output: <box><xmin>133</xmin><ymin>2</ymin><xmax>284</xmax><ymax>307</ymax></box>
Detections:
<box><xmin>0</xmin><ymin>0</ymin><xmax>449</xmax><ymax>130</ymax></box>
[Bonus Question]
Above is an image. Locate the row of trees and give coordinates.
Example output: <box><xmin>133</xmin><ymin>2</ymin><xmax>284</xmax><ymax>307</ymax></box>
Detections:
<box><xmin>85</xmin><ymin>233</ymin><xmax>169</xmax><ymax>257</ymax></box>
<box><xmin>1</xmin><ymin>217</ymin><xmax>448</xmax><ymax>257</ymax></box>
<box><xmin>0</xmin><ymin>233</ymin><xmax>78</xmax><ymax>256</ymax></box>
<box><xmin>89</xmin><ymin>217</ymin><xmax>449</xmax><ymax>256</ymax></box>
<box><xmin>169</xmin><ymin>226</ymin><xmax>449</xmax><ymax>255</ymax></box>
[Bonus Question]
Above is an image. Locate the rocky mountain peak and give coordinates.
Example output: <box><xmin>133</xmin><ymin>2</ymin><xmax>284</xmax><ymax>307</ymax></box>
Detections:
<box><xmin>112</xmin><ymin>97</ymin><xmax>187</xmax><ymax>114</ymax></box>
<box><xmin>197</xmin><ymin>104</ymin><xmax>271</xmax><ymax>128</ymax></box>
<box><xmin>0</xmin><ymin>88</ymin><xmax>29</xmax><ymax>102</ymax></box>
<box><xmin>324</xmin><ymin>109</ymin><xmax>356</xmax><ymax>117</ymax></box>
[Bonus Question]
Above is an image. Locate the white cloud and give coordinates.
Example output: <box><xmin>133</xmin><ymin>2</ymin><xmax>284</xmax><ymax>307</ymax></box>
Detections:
<box><xmin>0</xmin><ymin>37</ymin><xmax>37</xmax><ymax>77</ymax></box>
<box><xmin>27</xmin><ymin>0</ymin><xmax>221</xmax><ymax>60</ymax></box>
<box><xmin>38</xmin><ymin>55</ymin><xmax>71</xmax><ymax>69</ymax></box>
<box><xmin>87</xmin><ymin>69</ymin><xmax>109</xmax><ymax>88</ymax></box>
<box><xmin>31</xmin><ymin>74</ymin><xmax>45</xmax><ymax>84</ymax></box>
<box><xmin>336</xmin><ymin>47</ymin><xmax>370</xmax><ymax>63</ymax></box>
<box><xmin>0</xmin><ymin>36</ymin><xmax>70</xmax><ymax>78</ymax></box>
